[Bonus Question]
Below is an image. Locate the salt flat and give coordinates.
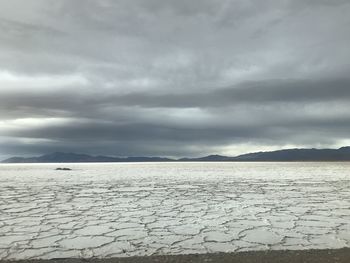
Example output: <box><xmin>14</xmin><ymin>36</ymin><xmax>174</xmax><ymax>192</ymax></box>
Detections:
<box><xmin>0</xmin><ymin>162</ymin><xmax>349</xmax><ymax>260</ymax></box>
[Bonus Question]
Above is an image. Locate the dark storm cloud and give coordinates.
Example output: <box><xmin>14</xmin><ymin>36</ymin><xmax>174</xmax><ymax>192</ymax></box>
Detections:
<box><xmin>98</xmin><ymin>78</ymin><xmax>350</xmax><ymax>108</ymax></box>
<box><xmin>0</xmin><ymin>0</ymin><xmax>350</xmax><ymax>158</ymax></box>
<box><xmin>1</xmin><ymin>78</ymin><xmax>350</xmax><ymax>113</ymax></box>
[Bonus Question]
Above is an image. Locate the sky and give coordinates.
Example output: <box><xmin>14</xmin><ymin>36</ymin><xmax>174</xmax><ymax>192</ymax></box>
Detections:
<box><xmin>0</xmin><ymin>0</ymin><xmax>350</xmax><ymax>159</ymax></box>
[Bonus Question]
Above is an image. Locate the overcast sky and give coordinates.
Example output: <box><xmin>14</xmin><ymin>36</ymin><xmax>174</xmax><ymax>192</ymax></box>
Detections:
<box><xmin>1</xmin><ymin>0</ymin><xmax>350</xmax><ymax>159</ymax></box>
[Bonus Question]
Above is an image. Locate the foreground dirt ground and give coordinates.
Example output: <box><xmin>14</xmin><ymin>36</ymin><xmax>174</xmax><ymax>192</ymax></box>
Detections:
<box><xmin>2</xmin><ymin>248</ymin><xmax>350</xmax><ymax>263</ymax></box>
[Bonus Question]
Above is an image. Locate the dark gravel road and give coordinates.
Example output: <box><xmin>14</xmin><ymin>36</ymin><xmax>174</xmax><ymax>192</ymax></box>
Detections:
<box><xmin>2</xmin><ymin>248</ymin><xmax>350</xmax><ymax>263</ymax></box>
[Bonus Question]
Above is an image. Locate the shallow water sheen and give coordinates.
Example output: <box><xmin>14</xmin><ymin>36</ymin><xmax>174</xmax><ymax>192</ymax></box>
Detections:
<box><xmin>0</xmin><ymin>162</ymin><xmax>350</xmax><ymax>259</ymax></box>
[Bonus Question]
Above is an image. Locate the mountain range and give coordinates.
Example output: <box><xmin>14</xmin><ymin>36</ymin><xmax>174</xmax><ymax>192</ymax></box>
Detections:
<box><xmin>2</xmin><ymin>146</ymin><xmax>350</xmax><ymax>163</ymax></box>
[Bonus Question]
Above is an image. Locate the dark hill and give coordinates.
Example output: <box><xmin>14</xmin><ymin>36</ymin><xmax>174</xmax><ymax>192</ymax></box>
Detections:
<box><xmin>2</xmin><ymin>147</ymin><xmax>350</xmax><ymax>163</ymax></box>
<box><xmin>233</xmin><ymin>147</ymin><xmax>350</xmax><ymax>161</ymax></box>
<box><xmin>1</xmin><ymin>152</ymin><xmax>173</xmax><ymax>163</ymax></box>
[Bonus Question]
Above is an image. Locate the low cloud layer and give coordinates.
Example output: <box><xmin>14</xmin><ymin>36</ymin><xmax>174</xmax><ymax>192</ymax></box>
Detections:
<box><xmin>1</xmin><ymin>0</ymin><xmax>350</xmax><ymax>158</ymax></box>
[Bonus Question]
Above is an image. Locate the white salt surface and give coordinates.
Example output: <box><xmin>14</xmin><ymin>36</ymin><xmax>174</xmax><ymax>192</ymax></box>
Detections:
<box><xmin>0</xmin><ymin>162</ymin><xmax>349</xmax><ymax>259</ymax></box>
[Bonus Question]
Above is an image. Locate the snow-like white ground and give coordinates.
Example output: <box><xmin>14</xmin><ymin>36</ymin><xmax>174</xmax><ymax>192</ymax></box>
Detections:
<box><xmin>0</xmin><ymin>162</ymin><xmax>349</xmax><ymax>260</ymax></box>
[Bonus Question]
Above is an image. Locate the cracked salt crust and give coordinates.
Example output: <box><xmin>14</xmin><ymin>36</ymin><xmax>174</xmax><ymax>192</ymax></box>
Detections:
<box><xmin>0</xmin><ymin>162</ymin><xmax>350</xmax><ymax>260</ymax></box>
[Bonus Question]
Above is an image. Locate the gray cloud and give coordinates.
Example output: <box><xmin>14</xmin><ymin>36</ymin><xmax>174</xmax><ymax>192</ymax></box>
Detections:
<box><xmin>0</xmin><ymin>0</ymin><xmax>350</xmax><ymax>158</ymax></box>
